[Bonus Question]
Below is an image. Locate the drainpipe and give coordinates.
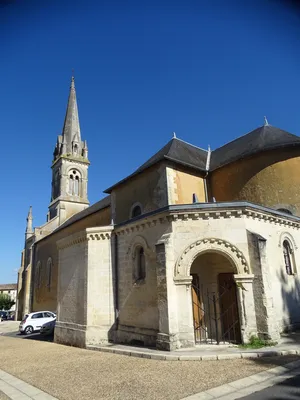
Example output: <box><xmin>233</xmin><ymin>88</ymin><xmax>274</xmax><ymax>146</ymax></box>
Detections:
<box><xmin>204</xmin><ymin>145</ymin><xmax>211</xmax><ymax>202</ymax></box>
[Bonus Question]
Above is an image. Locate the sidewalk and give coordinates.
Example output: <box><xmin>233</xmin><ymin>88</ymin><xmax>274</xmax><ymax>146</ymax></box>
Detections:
<box><xmin>0</xmin><ymin>370</ymin><xmax>58</xmax><ymax>400</ymax></box>
<box><xmin>87</xmin><ymin>332</ymin><xmax>300</xmax><ymax>361</ymax></box>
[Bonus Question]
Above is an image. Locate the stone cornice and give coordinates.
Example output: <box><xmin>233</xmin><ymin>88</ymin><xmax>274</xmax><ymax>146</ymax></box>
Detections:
<box><xmin>57</xmin><ymin>226</ymin><xmax>113</xmax><ymax>250</ymax></box>
<box><xmin>52</xmin><ymin>155</ymin><xmax>90</xmax><ymax>168</ymax></box>
<box><xmin>115</xmin><ymin>203</ymin><xmax>300</xmax><ymax>235</ymax></box>
<box><xmin>86</xmin><ymin>226</ymin><xmax>113</xmax><ymax>241</ymax></box>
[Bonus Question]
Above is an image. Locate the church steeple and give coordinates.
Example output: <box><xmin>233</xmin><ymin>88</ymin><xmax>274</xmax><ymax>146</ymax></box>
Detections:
<box><xmin>25</xmin><ymin>206</ymin><xmax>33</xmax><ymax>240</ymax></box>
<box><xmin>53</xmin><ymin>76</ymin><xmax>88</xmax><ymax>161</ymax></box>
<box><xmin>49</xmin><ymin>76</ymin><xmax>90</xmax><ymax>222</ymax></box>
<box><xmin>61</xmin><ymin>76</ymin><xmax>81</xmax><ymax>155</ymax></box>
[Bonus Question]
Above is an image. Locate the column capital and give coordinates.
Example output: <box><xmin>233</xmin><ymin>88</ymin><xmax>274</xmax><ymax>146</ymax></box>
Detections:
<box><xmin>174</xmin><ymin>276</ymin><xmax>193</xmax><ymax>286</ymax></box>
<box><xmin>234</xmin><ymin>274</ymin><xmax>254</xmax><ymax>283</ymax></box>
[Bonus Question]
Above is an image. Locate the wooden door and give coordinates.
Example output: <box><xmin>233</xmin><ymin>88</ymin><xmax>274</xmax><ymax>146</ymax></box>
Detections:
<box><xmin>191</xmin><ymin>274</ymin><xmax>204</xmax><ymax>342</ymax></box>
<box><xmin>218</xmin><ymin>273</ymin><xmax>241</xmax><ymax>343</ymax></box>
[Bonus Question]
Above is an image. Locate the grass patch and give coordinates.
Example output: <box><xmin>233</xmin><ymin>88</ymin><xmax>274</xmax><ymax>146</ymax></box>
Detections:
<box><xmin>238</xmin><ymin>335</ymin><xmax>278</xmax><ymax>349</ymax></box>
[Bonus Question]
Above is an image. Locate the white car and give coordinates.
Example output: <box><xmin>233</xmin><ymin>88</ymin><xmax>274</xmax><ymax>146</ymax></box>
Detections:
<box><xmin>19</xmin><ymin>311</ymin><xmax>56</xmax><ymax>335</ymax></box>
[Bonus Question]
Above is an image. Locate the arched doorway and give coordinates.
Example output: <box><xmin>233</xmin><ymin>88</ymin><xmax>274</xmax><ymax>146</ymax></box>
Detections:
<box><xmin>190</xmin><ymin>251</ymin><xmax>241</xmax><ymax>344</ymax></box>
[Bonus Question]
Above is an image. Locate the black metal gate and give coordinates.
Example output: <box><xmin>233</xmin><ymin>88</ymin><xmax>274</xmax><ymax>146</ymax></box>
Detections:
<box><xmin>191</xmin><ymin>273</ymin><xmax>241</xmax><ymax>345</ymax></box>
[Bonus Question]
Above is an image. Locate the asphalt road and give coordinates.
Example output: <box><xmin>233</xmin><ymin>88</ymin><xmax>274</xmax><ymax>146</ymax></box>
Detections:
<box><xmin>242</xmin><ymin>373</ymin><xmax>300</xmax><ymax>400</ymax></box>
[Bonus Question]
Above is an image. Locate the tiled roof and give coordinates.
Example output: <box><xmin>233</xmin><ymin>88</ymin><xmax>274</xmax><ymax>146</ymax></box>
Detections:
<box><xmin>0</xmin><ymin>284</ymin><xmax>17</xmax><ymax>291</ymax></box>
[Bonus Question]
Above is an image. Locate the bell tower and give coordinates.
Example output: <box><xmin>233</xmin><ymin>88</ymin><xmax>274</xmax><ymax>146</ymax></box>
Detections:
<box><xmin>49</xmin><ymin>76</ymin><xmax>90</xmax><ymax>222</ymax></box>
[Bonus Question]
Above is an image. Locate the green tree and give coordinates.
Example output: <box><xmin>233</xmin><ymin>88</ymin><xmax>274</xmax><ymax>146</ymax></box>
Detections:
<box><xmin>0</xmin><ymin>293</ymin><xmax>15</xmax><ymax>311</ymax></box>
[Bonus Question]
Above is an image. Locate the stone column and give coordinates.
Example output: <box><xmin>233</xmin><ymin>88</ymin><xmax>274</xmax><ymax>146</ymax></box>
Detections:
<box><xmin>256</xmin><ymin>239</ymin><xmax>281</xmax><ymax>341</ymax></box>
<box><xmin>174</xmin><ymin>276</ymin><xmax>195</xmax><ymax>348</ymax></box>
<box><xmin>234</xmin><ymin>274</ymin><xmax>257</xmax><ymax>343</ymax></box>
<box><xmin>155</xmin><ymin>234</ymin><xmax>180</xmax><ymax>351</ymax></box>
<box><xmin>85</xmin><ymin>226</ymin><xmax>115</xmax><ymax>346</ymax></box>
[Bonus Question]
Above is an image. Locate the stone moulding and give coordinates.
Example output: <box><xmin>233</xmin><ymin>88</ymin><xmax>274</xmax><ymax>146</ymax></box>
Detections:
<box><xmin>57</xmin><ymin>226</ymin><xmax>113</xmax><ymax>250</ymax></box>
<box><xmin>175</xmin><ymin>237</ymin><xmax>250</xmax><ymax>277</ymax></box>
<box><xmin>278</xmin><ymin>231</ymin><xmax>298</xmax><ymax>249</ymax></box>
<box><xmin>115</xmin><ymin>206</ymin><xmax>300</xmax><ymax>235</ymax></box>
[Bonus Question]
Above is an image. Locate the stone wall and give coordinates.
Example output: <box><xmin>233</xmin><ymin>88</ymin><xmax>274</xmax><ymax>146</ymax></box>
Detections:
<box><xmin>114</xmin><ymin>220</ymin><xmax>172</xmax><ymax>347</ymax></box>
<box><xmin>209</xmin><ymin>148</ymin><xmax>300</xmax><ymax>216</ymax></box>
<box><xmin>166</xmin><ymin>165</ymin><xmax>206</xmax><ymax>205</ymax></box>
<box><xmin>55</xmin><ymin>226</ymin><xmax>114</xmax><ymax>348</ymax></box>
<box><xmin>32</xmin><ymin>206</ymin><xmax>110</xmax><ymax>313</ymax></box>
<box><xmin>111</xmin><ymin>162</ymin><xmax>168</xmax><ymax>224</ymax></box>
<box><xmin>169</xmin><ymin>206</ymin><xmax>300</xmax><ymax>342</ymax></box>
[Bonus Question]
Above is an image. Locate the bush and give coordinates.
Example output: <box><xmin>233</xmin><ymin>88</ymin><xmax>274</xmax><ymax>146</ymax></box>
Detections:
<box><xmin>0</xmin><ymin>294</ymin><xmax>15</xmax><ymax>311</ymax></box>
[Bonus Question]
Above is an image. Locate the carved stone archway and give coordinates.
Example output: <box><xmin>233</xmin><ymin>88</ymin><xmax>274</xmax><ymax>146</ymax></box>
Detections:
<box><xmin>173</xmin><ymin>237</ymin><xmax>256</xmax><ymax>346</ymax></box>
<box><xmin>175</xmin><ymin>237</ymin><xmax>250</xmax><ymax>279</ymax></box>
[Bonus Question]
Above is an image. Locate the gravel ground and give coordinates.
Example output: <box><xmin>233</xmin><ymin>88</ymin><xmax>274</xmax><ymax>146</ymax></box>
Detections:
<box><xmin>0</xmin><ymin>336</ymin><xmax>299</xmax><ymax>400</ymax></box>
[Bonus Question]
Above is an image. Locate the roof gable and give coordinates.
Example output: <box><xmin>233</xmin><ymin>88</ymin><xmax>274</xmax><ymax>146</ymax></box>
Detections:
<box><xmin>105</xmin><ymin>138</ymin><xmax>208</xmax><ymax>193</ymax></box>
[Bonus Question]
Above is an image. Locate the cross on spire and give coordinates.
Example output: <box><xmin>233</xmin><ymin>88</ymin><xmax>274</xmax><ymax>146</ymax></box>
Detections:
<box><xmin>264</xmin><ymin>116</ymin><xmax>269</xmax><ymax>126</ymax></box>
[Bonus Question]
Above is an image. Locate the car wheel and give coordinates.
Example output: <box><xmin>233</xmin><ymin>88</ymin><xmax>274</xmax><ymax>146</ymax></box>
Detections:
<box><xmin>24</xmin><ymin>326</ymin><xmax>34</xmax><ymax>335</ymax></box>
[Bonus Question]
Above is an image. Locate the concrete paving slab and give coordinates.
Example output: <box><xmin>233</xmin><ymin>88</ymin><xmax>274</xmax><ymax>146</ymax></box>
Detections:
<box><xmin>182</xmin><ymin>365</ymin><xmax>300</xmax><ymax>399</ymax></box>
<box><xmin>183</xmin><ymin>393</ymin><xmax>214</xmax><ymax>400</ymax></box>
<box><xmin>205</xmin><ymin>384</ymin><xmax>234</xmax><ymax>398</ymax></box>
<box><xmin>0</xmin><ymin>370</ymin><xmax>58</xmax><ymax>400</ymax></box>
<box><xmin>227</xmin><ymin>376</ymin><xmax>257</xmax><ymax>390</ymax></box>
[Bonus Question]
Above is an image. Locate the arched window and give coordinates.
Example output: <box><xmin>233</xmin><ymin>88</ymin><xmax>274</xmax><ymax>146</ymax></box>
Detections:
<box><xmin>130</xmin><ymin>203</ymin><xmax>142</xmax><ymax>219</ymax></box>
<box><xmin>68</xmin><ymin>170</ymin><xmax>81</xmax><ymax>196</ymax></box>
<box><xmin>74</xmin><ymin>176</ymin><xmax>79</xmax><ymax>196</ymax></box>
<box><xmin>133</xmin><ymin>247</ymin><xmax>146</xmax><ymax>282</ymax></box>
<box><xmin>47</xmin><ymin>258</ymin><xmax>52</xmax><ymax>291</ymax></box>
<box><xmin>36</xmin><ymin>261</ymin><xmax>41</xmax><ymax>289</ymax></box>
<box><xmin>283</xmin><ymin>240</ymin><xmax>295</xmax><ymax>275</ymax></box>
<box><xmin>69</xmin><ymin>175</ymin><xmax>74</xmax><ymax>194</ymax></box>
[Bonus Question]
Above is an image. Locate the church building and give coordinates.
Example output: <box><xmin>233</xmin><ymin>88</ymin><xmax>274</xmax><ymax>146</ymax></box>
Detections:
<box><xmin>17</xmin><ymin>77</ymin><xmax>300</xmax><ymax>351</ymax></box>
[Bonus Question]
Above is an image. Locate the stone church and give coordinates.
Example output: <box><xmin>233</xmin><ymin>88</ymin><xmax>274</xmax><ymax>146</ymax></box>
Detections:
<box><xmin>17</xmin><ymin>77</ymin><xmax>300</xmax><ymax>350</ymax></box>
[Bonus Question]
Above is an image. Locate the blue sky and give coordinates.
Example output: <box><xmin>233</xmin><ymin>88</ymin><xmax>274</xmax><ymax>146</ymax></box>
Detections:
<box><xmin>1</xmin><ymin>0</ymin><xmax>300</xmax><ymax>283</ymax></box>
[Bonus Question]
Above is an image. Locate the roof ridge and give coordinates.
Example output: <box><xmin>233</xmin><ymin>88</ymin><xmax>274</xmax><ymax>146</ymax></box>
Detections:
<box><xmin>212</xmin><ymin>125</ymin><xmax>265</xmax><ymax>151</ymax></box>
<box><xmin>174</xmin><ymin>137</ymin><xmax>208</xmax><ymax>153</ymax></box>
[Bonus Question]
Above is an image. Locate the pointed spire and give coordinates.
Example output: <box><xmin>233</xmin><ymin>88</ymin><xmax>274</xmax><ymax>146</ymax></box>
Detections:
<box><xmin>61</xmin><ymin>75</ymin><xmax>81</xmax><ymax>154</ymax></box>
<box><xmin>264</xmin><ymin>116</ymin><xmax>269</xmax><ymax>126</ymax></box>
<box><xmin>25</xmin><ymin>206</ymin><xmax>33</xmax><ymax>239</ymax></box>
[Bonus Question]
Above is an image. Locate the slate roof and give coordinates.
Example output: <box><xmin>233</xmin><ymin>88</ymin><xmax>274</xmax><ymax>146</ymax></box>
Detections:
<box><xmin>210</xmin><ymin>124</ymin><xmax>300</xmax><ymax>170</ymax></box>
<box><xmin>104</xmin><ymin>124</ymin><xmax>300</xmax><ymax>192</ymax></box>
<box><xmin>105</xmin><ymin>138</ymin><xmax>208</xmax><ymax>193</ymax></box>
<box><xmin>52</xmin><ymin>195</ymin><xmax>111</xmax><ymax>233</ymax></box>
<box><xmin>0</xmin><ymin>284</ymin><xmax>17</xmax><ymax>291</ymax></box>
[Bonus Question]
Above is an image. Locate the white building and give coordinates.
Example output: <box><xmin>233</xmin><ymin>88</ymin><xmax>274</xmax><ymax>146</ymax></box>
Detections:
<box><xmin>0</xmin><ymin>284</ymin><xmax>17</xmax><ymax>311</ymax></box>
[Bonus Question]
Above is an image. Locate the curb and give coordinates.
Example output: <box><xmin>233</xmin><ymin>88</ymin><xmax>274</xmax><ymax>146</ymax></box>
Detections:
<box><xmin>181</xmin><ymin>360</ymin><xmax>300</xmax><ymax>399</ymax></box>
<box><xmin>87</xmin><ymin>345</ymin><xmax>300</xmax><ymax>361</ymax></box>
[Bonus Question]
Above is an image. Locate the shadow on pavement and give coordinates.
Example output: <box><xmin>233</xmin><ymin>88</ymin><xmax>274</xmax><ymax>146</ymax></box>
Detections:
<box><xmin>3</xmin><ymin>331</ymin><xmax>54</xmax><ymax>342</ymax></box>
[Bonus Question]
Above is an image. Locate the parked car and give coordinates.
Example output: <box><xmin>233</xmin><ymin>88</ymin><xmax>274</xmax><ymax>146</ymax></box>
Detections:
<box><xmin>19</xmin><ymin>311</ymin><xmax>56</xmax><ymax>335</ymax></box>
<box><xmin>40</xmin><ymin>319</ymin><xmax>56</xmax><ymax>336</ymax></box>
<box><xmin>0</xmin><ymin>311</ymin><xmax>8</xmax><ymax>321</ymax></box>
